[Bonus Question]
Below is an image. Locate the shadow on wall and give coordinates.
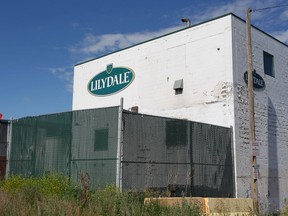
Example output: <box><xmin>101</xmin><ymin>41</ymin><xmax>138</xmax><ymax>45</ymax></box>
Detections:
<box><xmin>267</xmin><ymin>97</ymin><xmax>279</xmax><ymax>212</ymax></box>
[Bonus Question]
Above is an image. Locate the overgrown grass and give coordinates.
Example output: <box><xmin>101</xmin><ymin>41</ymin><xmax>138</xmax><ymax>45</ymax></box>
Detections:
<box><xmin>0</xmin><ymin>174</ymin><xmax>201</xmax><ymax>216</ymax></box>
<box><xmin>1</xmin><ymin>174</ymin><xmax>77</xmax><ymax>199</ymax></box>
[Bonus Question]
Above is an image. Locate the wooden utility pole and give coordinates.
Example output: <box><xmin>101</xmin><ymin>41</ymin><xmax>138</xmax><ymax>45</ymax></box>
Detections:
<box><xmin>246</xmin><ymin>8</ymin><xmax>259</xmax><ymax>213</ymax></box>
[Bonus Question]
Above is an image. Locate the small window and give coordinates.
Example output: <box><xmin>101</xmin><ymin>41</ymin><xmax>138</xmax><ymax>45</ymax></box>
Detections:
<box><xmin>263</xmin><ymin>51</ymin><xmax>274</xmax><ymax>77</ymax></box>
<box><xmin>94</xmin><ymin>129</ymin><xmax>108</xmax><ymax>151</ymax></box>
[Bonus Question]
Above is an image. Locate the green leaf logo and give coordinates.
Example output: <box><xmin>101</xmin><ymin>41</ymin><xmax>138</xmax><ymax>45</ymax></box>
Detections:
<box><xmin>106</xmin><ymin>64</ymin><xmax>113</xmax><ymax>74</ymax></box>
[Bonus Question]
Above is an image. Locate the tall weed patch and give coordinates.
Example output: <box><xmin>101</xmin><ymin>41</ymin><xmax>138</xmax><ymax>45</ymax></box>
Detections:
<box><xmin>1</xmin><ymin>173</ymin><xmax>77</xmax><ymax>198</ymax></box>
<box><xmin>0</xmin><ymin>175</ymin><xmax>202</xmax><ymax>215</ymax></box>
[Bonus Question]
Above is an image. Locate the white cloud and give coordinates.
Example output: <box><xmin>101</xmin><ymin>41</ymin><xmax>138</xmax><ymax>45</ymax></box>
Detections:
<box><xmin>50</xmin><ymin>67</ymin><xmax>74</xmax><ymax>92</ymax></box>
<box><xmin>187</xmin><ymin>0</ymin><xmax>288</xmax><ymax>24</ymax></box>
<box><xmin>70</xmin><ymin>0</ymin><xmax>287</xmax><ymax>60</ymax></box>
<box><xmin>70</xmin><ymin>26</ymin><xmax>181</xmax><ymax>57</ymax></box>
<box><xmin>183</xmin><ymin>0</ymin><xmax>288</xmax><ymax>44</ymax></box>
<box><xmin>280</xmin><ymin>9</ymin><xmax>288</xmax><ymax>20</ymax></box>
<box><xmin>181</xmin><ymin>0</ymin><xmax>263</xmax><ymax>24</ymax></box>
<box><xmin>273</xmin><ymin>30</ymin><xmax>288</xmax><ymax>44</ymax></box>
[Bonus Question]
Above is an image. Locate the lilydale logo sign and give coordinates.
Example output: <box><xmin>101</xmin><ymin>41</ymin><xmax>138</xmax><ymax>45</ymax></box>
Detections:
<box><xmin>244</xmin><ymin>70</ymin><xmax>265</xmax><ymax>90</ymax></box>
<box><xmin>88</xmin><ymin>64</ymin><xmax>135</xmax><ymax>96</ymax></box>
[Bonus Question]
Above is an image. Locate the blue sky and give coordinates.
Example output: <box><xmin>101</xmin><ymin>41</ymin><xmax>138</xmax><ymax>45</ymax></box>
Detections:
<box><xmin>0</xmin><ymin>0</ymin><xmax>287</xmax><ymax>119</ymax></box>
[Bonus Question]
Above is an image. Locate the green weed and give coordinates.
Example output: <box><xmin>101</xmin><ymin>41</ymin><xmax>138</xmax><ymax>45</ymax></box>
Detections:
<box><xmin>0</xmin><ymin>175</ymin><xmax>202</xmax><ymax>216</ymax></box>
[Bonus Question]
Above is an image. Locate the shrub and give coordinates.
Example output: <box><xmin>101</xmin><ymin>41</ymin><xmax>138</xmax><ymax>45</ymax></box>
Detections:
<box><xmin>1</xmin><ymin>173</ymin><xmax>78</xmax><ymax>199</ymax></box>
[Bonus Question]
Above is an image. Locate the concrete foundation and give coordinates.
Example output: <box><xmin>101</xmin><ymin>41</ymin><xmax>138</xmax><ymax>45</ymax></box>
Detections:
<box><xmin>144</xmin><ymin>197</ymin><xmax>254</xmax><ymax>215</ymax></box>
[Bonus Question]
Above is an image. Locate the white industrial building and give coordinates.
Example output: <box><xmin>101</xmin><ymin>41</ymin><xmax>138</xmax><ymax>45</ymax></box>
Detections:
<box><xmin>73</xmin><ymin>13</ymin><xmax>288</xmax><ymax>212</ymax></box>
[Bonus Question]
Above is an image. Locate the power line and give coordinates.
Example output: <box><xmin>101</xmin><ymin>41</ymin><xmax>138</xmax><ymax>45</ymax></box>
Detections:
<box><xmin>252</xmin><ymin>4</ymin><xmax>288</xmax><ymax>12</ymax></box>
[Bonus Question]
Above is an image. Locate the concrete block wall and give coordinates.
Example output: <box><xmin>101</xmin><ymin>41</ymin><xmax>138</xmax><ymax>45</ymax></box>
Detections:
<box><xmin>232</xmin><ymin>16</ymin><xmax>288</xmax><ymax>212</ymax></box>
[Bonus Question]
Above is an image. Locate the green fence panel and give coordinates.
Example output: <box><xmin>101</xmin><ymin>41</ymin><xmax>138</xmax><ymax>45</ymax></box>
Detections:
<box><xmin>70</xmin><ymin>107</ymin><xmax>119</xmax><ymax>188</ymax></box>
<box><xmin>10</xmin><ymin>112</ymin><xmax>72</xmax><ymax>176</ymax></box>
<box><xmin>10</xmin><ymin>107</ymin><xmax>119</xmax><ymax>188</ymax></box>
<box><xmin>122</xmin><ymin>111</ymin><xmax>233</xmax><ymax>197</ymax></box>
